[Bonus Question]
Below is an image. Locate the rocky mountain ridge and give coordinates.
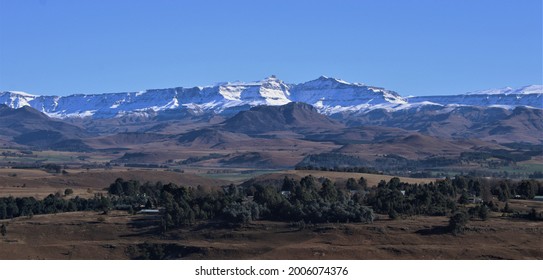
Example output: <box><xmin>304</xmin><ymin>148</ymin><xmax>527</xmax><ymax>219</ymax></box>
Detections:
<box><xmin>1</xmin><ymin>77</ymin><xmax>540</xmax><ymax>119</ymax></box>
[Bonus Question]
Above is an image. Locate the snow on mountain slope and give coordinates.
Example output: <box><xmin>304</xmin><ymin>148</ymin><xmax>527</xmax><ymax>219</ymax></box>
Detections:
<box><xmin>465</xmin><ymin>85</ymin><xmax>543</xmax><ymax>95</ymax></box>
<box><xmin>290</xmin><ymin>76</ymin><xmax>406</xmax><ymax>114</ymax></box>
<box><xmin>215</xmin><ymin>76</ymin><xmax>291</xmax><ymax>106</ymax></box>
<box><xmin>1</xmin><ymin>78</ymin><xmax>541</xmax><ymax>119</ymax></box>
<box><xmin>407</xmin><ymin>85</ymin><xmax>543</xmax><ymax>109</ymax></box>
<box><xmin>0</xmin><ymin>91</ymin><xmax>36</xmax><ymax>108</ymax></box>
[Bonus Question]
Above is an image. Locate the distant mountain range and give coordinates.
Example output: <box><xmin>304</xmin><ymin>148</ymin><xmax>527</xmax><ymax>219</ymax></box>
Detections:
<box><xmin>1</xmin><ymin>76</ymin><xmax>541</xmax><ymax>119</ymax></box>
<box><xmin>1</xmin><ymin>76</ymin><xmax>541</xmax><ymax>170</ymax></box>
<box><xmin>0</xmin><ymin>99</ymin><xmax>541</xmax><ymax>171</ymax></box>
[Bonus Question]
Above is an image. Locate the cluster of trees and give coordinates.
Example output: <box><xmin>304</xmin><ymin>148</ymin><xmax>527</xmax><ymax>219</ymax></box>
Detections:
<box><xmin>451</xmin><ymin>177</ymin><xmax>542</xmax><ymax>201</ymax></box>
<box><xmin>362</xmin><ymin>176</ymin><xmax>542</xmax><ymax>234</ymax></box>
<box><xmin>0</xmin><ymin>194</ymin><xmax>112</xmax><ymax>220</ymax></box>
<box><xmin>375</xmin><ymin>155</ymin><xmax>459</xmax><ymax>172</ymax></box>
<box><xmin>250</xmin><ymin>176</ymin><xmax>374</xmax><ymax>224</ymax></box>
<box><xmin>296</xmin><ymin>151</ymin><xmax>540</xmax><ymax>180</ymax></box>
<box><xmin>106</xmin><ymin>176</ymin><xmax>375</xmax><ymax>231</ymax></box>
<box><xmin>295</xmin><ymin>153</ymin><xmax>378</xmax><ymax>174</ymax></box>
<box><xmin>124</xmin><ymin>163</ymin><xmax>167</xmax><ymax>168</ymax></box>
<box><xmin>142</xmin><ymin>175</ymin><xmax>541</xmax><ymax>233</ymax></box>
<box><xmin>42</xmin><ymin>163</ymin><xmax>64</xmax><ymax>174</ymax></box>
<box><xmin>108</xmin><ymin>178</ymin><xmax>162</xmax><ymax>198</ymax></box>
<box><xmin>447</xmin><ymin>204</ymin><xmax>542</xmax><ymax>235</ymax></box>
<box><xmin>127</xmin><ymin>176</ymin><xmax>376</xmax><ymax>232</ymax></box>
<box><xmin>8</xmin><ymin>162</ymin><xmax>67</xmax><ymax>174</ymax></box>
<box><xmin>365</xmin><ymin>178</ymin><xmax>458</xmax><ymax>217</ymax></box>
<box><xmin>529</xmin><ymin>171</ymin><xmax>543</xmax><ymax>179</ymax></box>
<box><xmin>295</xmin><ymin>165</ymin><xmax>379</xmax><ymax>174</ymax></box>
<box><xmin>302</xmin><ymin>146</ymin><xmax>541</xmax><ymax>180</ymax></box>
<box><xmin>2</xmin><ymin>150</ymin><xmax>35</xmax><ymax>157</ymax></box>
<box><xmin>181</xmin><ymin>153</ymin><xmax>224</xmax><ymax>165</ymax></box>
<box><xmin>2</xmin><ymin>175</ymin><xmax>541</xmax><ymax>235</ymax></box>
<box><xmin>460</xmin><ymin>150</ymin><xmax>533</xmax><ymax>163</ymax></box>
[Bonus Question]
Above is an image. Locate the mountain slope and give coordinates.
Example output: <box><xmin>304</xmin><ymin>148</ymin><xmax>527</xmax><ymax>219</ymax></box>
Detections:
<box><xmin>0</xmin><ymin>76</ymin><xmax>293</xmax><ymax>119</ymax></box>
<box><xmin>0</xmin><ymin>105</ymin><xmax>93</xmax><ymax>150</ymax></box>
<box><xmin>0</xmin><ymin>105</ymin><xmax>87</xmax><ymax>137</ymax></box>
<box><xmin>4</xmin><ymin>77</ymin><xmax>538</xmax><ymax>119</ymax></box>
<box><xmin>407</xmin><ymin>85</ymin><xmax>543</xmax><ymax>109</ymax></box>
<box><xmin>338</xmin><ymin>105</ymin><xmax>543</xmax><ymax>144</ymax></box>
<box><xmin>289</xmin><ymin>76</ymin><xmax>406</xmax><ymax>114</ymax></box>
<box><xmin>222</xmin><ymin>102</ymin><xmax>343</xmax><ymax>134</ymax></box>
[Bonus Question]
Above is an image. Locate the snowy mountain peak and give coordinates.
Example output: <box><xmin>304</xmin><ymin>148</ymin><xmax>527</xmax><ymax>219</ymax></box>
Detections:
<box><xmin>518</xmin><ymin>85</ymin><xmax>543</xmax><ymax>94</ymax></box>
<box><xmin>299</xmin><ymin>76</ymin><xmax>353</xmax><ymax>89</ymax></box>
<box><xmin>4</xmin><ymin>91</ymin><xmax>37</xmax><ymax>98</ymax></box>
<box><xmin>1</xmin><ymin>79</ymin><xmax>541</xmax><ymax>119</ymax></box>
<box><xmin>406</xmin><ymin>85</ymin><xmax>543</xmax><ymax>111</ymax></box>
<box><xmin>465</xmin><ymin>85</ymin><xmax>542</xmax><ymax>95</ymax></box>
<box><xmin>212</xmin><ymin>76</ymin><xmax>291</xmax><ymax>107</ymax></box>
<box><xmin>317</xmin><ymin>75</ymin><xmax>352</xmax><ymax>85</ymax></box>
<box><xmin>0</xmin><ymin>91</ymin><xmax>37</xmax><ymax>109</ymax></box>
<box><xmin>263</xmin><ymin>75</ymin><xmax>280</xmax><ymax>81</ymax></box>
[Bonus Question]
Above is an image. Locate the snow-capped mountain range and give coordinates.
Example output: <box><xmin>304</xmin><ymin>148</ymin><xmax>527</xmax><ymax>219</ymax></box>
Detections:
<box><xmin>0</xmin><ymin>76</ymin><xmax>541</xmax><ymax>119</ymax></box>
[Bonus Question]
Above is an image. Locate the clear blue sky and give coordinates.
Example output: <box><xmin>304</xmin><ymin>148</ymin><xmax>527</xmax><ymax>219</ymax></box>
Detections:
<box><xmin>0</xmin><ymin>0</ymin><xmax>541</xmax><ymax>96</ymax></box>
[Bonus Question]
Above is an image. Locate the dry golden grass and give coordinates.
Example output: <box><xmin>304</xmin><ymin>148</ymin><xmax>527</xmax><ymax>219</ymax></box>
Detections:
<box><xmin>0</xmin><ymin>168</ymin><xmax>229</xmax><ymax>199</ymax></box>
<box><xmin>0</xmin><ymin>211</ymin><xmax>541</xmax><ymax>260</ymax></box>
<box><xmin>0</xmin><ymin>167</ymin><xmax>433</xmax><ymax>200</ymax></box>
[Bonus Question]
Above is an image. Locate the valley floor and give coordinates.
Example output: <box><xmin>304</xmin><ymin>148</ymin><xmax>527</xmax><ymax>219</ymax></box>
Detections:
<box><xmin>0</xmin><ymin>211</ymin><xmax>541</xmax><ymax>260</ymax></box>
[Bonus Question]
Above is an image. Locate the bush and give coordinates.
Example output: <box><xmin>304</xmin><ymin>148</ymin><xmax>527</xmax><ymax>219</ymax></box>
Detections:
<box><xmin>388</xmin><ymin>209</ymin><xmax>398</xmax><ymax>220</ymax></box>
<box><xmin>502</xmin><ymin>202</ymin><xmax>512</xmax><ymax>213</ymax></box>
<box><xmin>448</xmin><ymin>211</ymin><xmax>468</xmax><ymax>235</ymax></box>
<box><xmin>478</xmin><ymin>205</ymin><xmax>489</xmax><ymax>221</ymax></box>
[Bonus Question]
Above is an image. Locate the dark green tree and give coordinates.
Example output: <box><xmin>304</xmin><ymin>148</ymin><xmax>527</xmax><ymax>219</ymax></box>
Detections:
<box><xmin>281</xmin><ymin>176</ymin><xmax>298</xmax><ymax>192</ymax></box>
<box><xmin>502</xmin><ymin>202</ymin><xmax>511</xmax><ymax>213</ymax></box>
<box><xmin>388</xmin><ymin>209</ymin><xmax>398</xmax><ymax>220</ymax></box>
<box><xmin>0</xmin><ymin>201</ymin><xmax>7</xmax><ymax>219</ymax></box>
<box><xmin>528</xmin><ymin>208</ymin><xmax>539</xmax><ymax>220</ymax></box>
<box><xmin>319</xmin><ymin>178</ymin><xmax>338</xmax><ymax>202</ymax></box>
<box><xmin>448</xmin><ymin>211</ymin><xmax>468</xmax><ymax>235</ymax></box>
<box><xmin>478</xmin><ymin>205</ymin><xmax>489</xmax><ymax>221</ymax></box>
<box><xmin>346</xmin><ymin>178</ymin><xmax>358</xmax><ymax>190</ymax></box>
<box><xmin>358</xmin><ymin>177</ymin><xmax>368</xmax><ymax>189</ymax></box>
<box><xmin>498</xmin><ymin>181</ymin><xmax>510</xmax><ymax>202</ymax></box>
<box><xmin>517</xmin><ymin>180</ymin><xmax>536</xmax><ymax>199</ymax></box>
<box><xmin>458</xmin><ymin>190</ymin><xmax>469</xmax><ymax>204</ymax></box>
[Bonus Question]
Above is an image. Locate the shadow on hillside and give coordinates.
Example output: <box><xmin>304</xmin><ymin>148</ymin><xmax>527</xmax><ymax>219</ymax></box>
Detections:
<box><xmin>415</xmin><ymin>225</ymin><xmax>450</xmax><ymax>235</ymax></box>
<box><xmin>119</xmin><ymin>215</ymin><xmax>162</xmax><ymax>237</ymax></box>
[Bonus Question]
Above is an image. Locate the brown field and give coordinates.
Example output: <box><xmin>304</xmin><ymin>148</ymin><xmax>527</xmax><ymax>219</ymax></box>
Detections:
<box><xmin>1</xmin><ymin>168</ymin><xmax>541</xmax><ymax>260</ymax></box>
<box><xmin>0</xmin><ymin>168</ymin><xmax>229</xmax><ymax>199</ymax></box>
<box><xmin>0</xmin><ymin>210</ymin><xmax>541</xmax><ymax>260</ymax></box>
<box><xmin>0</xmin><ymin>168</ymin><xmax>433</xmax><ymax>199</ymax></box>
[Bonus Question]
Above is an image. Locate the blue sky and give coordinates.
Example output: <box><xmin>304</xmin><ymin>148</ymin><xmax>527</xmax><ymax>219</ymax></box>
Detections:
<box><xmin>0</xmin><ymin>0</ymin><xmax>541</xmax><ymax>96</ymax></box>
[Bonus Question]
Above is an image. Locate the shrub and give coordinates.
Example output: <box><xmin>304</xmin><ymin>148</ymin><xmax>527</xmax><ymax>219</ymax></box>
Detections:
<box><xmin>478</xmin><ymin>205</ymin><xmax>489</xmax><ymax>221</ymax></box>
<box><xmin>448</xmin><ymin>211</ymin><xmax>468</xmax><ymax>235</ymax></box>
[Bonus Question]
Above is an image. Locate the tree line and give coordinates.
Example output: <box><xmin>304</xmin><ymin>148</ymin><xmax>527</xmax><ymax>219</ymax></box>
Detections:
<box><xmin>107</xmin><ymin>176</ymin><xmax>375</xmax><ymax>232</ymax></box>
<box><xmin>2</xmin><ymin>175</ymin><xmax>541</xmax><ymax>234</ymax></box>
<box><xmin>0</xmin><ymin>193</ymin><xmax>111</xmax><ymax>220</ymax></box>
